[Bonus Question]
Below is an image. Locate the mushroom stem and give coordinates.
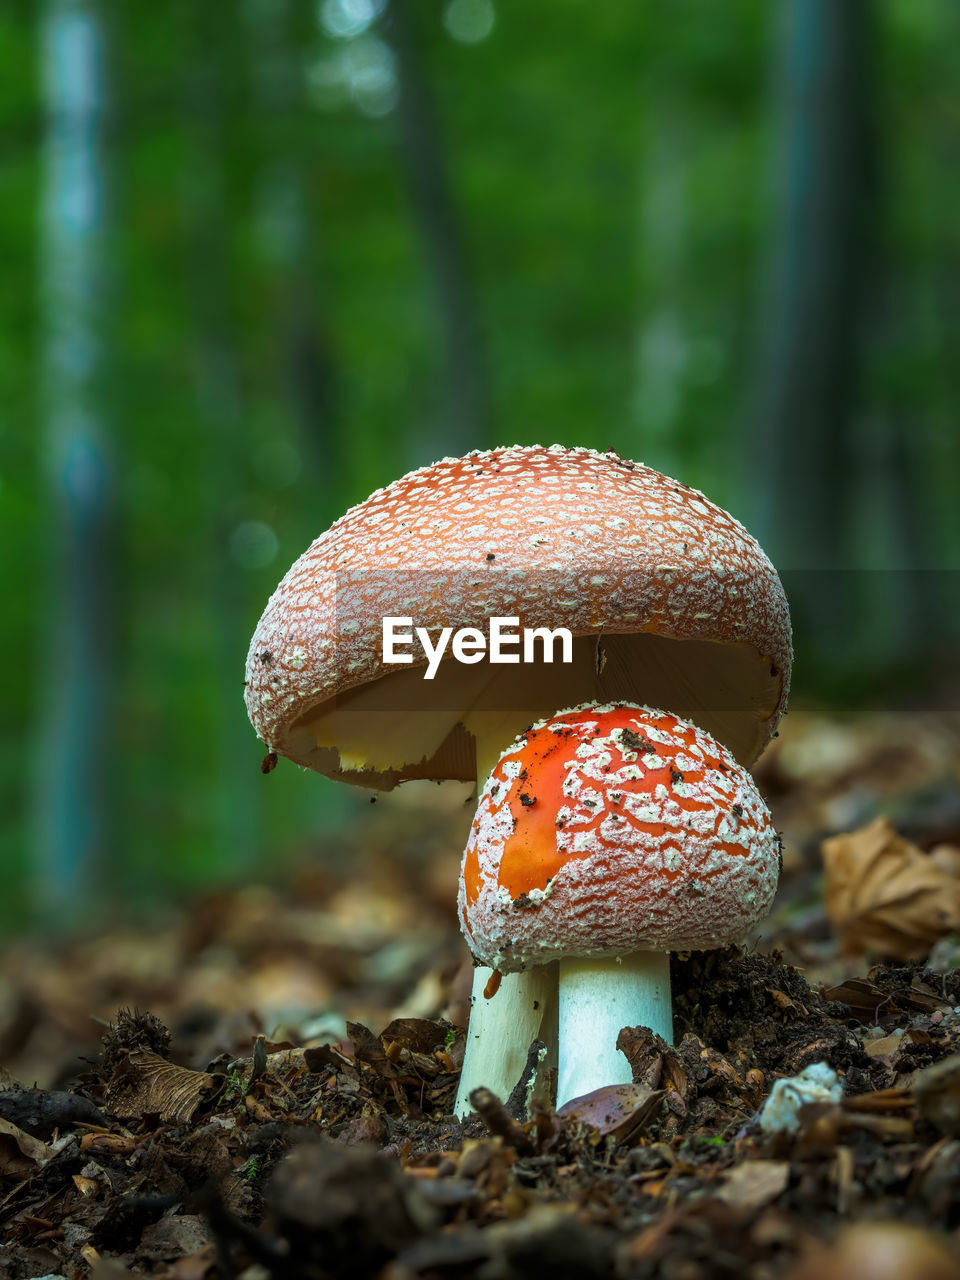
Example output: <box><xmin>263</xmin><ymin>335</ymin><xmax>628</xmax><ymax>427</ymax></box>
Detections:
<box><xmin>556</xmin><ymin>952</ymin><xmax>672</xmax><ymax>1107</ymax></box>
<box><xmin>456</xmin><ymin>715</ymin><xmax>559</xmax><ymax>1119</ymax></box>
<box><xmin>454</xmin><ymin>964</ymin><xmax>555</xmax><ymax>1118</ymax></box>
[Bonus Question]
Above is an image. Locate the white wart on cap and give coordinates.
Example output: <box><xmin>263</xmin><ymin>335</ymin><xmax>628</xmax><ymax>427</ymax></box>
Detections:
<box><xmin>244</xmin><ymin>445</ymin><xmax>792</xmax><ymax>787</ymax></box>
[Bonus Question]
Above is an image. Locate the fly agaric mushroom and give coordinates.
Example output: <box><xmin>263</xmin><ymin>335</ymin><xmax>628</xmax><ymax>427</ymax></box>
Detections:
<box><xmin>245</xmin><ymin>445</ymin><xmax>790</xmax><ymax>786</ymax></box>
<box><xmin>458</xmin><ymin>703</ymin><xmax>780</xmax><ymax>1109</ymax></box>
<box><xmin>244</xmin><ymin>445</ymin><xmax>791</xmax><ymax>1111</ymax></box>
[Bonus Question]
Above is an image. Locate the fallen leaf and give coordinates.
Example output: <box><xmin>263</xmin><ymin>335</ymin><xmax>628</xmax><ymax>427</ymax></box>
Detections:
<box><xmin>792</xmin><ymin>1101</ymin><xmax>915</xmax><ymax>1154</ymax></box>
<box><xmin>302</xmin><ymin>1043</ymin><xmax>353</xmax><ymax>1073</ymax></box>
<box><xmin>616</xmin><ymin>1026</ymin><xmax>687</xmax><ymax>1097</ymax></box>
<box><xmin>380</xmin><ymin>1018</ymin><xmax>451</xmax><ymax>1056</ymax></box>
<box><xmin>72</xmin><ymin>1172</ymin><xmax>101</xmax><ymax>1198</ymax></box>
<box><xmin>822</xmin><ymin>976</ymin><xmax>894</xmax><ymax>1020</ymax></box>
<box><xmin>347</xmin><ymin>1021</ymin><xmax>396</xmax><ymax>1077</ymax></box>
<box><xmin>766</xmin><ymin>988</ymin><xmax>808</xmax><ymax>1016</ymax></box>
<box><xmin>717</xmin><ymin>1159</ymin><xmax>790</xmax><ymax>1212</ymax></box>
<box><xmin>0</xmin><ymin>1116</ymin><xmax>53</xmax><ymax>1179</ymax></box>
<box><xmin>930</xmin><ymin>844</ymin><xmax>960</xmax><ymax>877</ymax></box>
<box><xmin>556</xmin><ymin>1083</ymin><xmax>665</xmax><ymax>1144</ymax></box>
<box><xmin>842</xmin><ymin>1087</ymin><xmax>914</xmax><ymax>1113</ymax></box>
<box><xmin>456</xmin><ymin>1137</ymin><xmax>515</xmax><ymax>1189</ymax></box>
<box><xmin>913</xmin><ymin>1053</ymin><xmax>960</xmax><ymax>1136</ymax></box>
<box><xmin>822</xmin><ymin>817</ymin><xmax>960</xmax><ymax>959</ymax></box>
<box><xmin>104</xmin><ymin>1050</ymin><xmax>223</xmax><ymax>1125</ymax></box>
<box><xmin>864</xmin><ymin>1032</ymin><xmax>904</xmax><ymax>1063</ymax></box>
<box><xmin>784</xmin><ymin>1221</ymin><xmax>960</xmax><ymax>1280</ymax></box>
<box><xmin>822</xmin><ymin>973</ymin><xmax>945</xmax><ymax>1024</ymax></box>
<box><xmin>80</xmin><ymin>1132</ymin><xmax>137</xmax><ymax>1156</ymax></box>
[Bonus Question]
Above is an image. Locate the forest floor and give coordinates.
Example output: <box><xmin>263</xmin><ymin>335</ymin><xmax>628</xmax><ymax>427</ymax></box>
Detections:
<box><xmin>1</xmin><ymin>709</ymin><xmax>960</xmax><ymax>1279</ymax></box>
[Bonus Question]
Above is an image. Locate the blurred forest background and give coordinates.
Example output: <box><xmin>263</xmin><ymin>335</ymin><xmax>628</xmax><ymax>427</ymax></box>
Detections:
<box><xmin>1</xmin><ymin>0</ymin><xmax>958</xmax><ymax>931</ymax></box>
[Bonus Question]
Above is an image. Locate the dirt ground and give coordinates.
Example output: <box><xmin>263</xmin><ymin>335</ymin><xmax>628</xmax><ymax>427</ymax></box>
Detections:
<box><xmin>1</xmin><ymin>710</ymin><xmax>959</xmax><ymax>1279</ymax></box>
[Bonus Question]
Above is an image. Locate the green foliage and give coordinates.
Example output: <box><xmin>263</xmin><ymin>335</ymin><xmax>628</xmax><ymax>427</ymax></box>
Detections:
<box><xmin>1</xmin><ymin>0</ymin><xmax>957</xmax><ymax>925</ymax></box>
<box><xmin>222</xmin><ymin>1067</ymin><xmax>249</xmax><ymax>1107</ymax></box>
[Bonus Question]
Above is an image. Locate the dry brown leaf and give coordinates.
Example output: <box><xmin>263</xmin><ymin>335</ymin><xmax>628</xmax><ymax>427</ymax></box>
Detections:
<box><xmin>347</xmin><ymin>1021</ymin><xmax>396</xmax><ymax>1078</ymax></box>
<box><xmin>0</xmin><ymin>1116</ymin><xmax>53</xmax><ymax>1179</ymax></box>
<box><xmin>823</xmin><ymin>973</ymin><xmax>945</xmax><ymax>1023</ymax></box>
<box><xmin>930</xmin><ymin>844</ymin><xmax>960</xmax><ymax>877</ymax></box>
<box><xmin>913</xmin><ymin>1053</ymin><xmax>960</xmax><ymax>1137</ymax></box>
<box><xmin>380</xmin><ymin>1018</ymin><xmax>450</xmax><ymax>1056</ymax></box>
<box><xmin>104</xmin><ymin>1050</ymin><xmax>223</xmax><ymax>1125</ymax></box>
<box><xmin>766</xmin><ymin>988</ymin><xmax>809</xmax><ymax>1016</ymax></box>
<box><xmin>616</xmin><ymin>1026</ymin><xmax>688</xmax><ymax>1099</ymax></box>
<box><xmin>792</xmin><ymin>1101</ymin><xmax>915</xmax><ymax>1155</ymax></box>
<box><xmin>842</xmin><ymin>1087</ymin><xmax>914</xmax><ymax>1113</ymax></box>
<box><xmin>784</xmin><ymin>1221</ymin><xmax>960</xmax><ymax>1280</ymax></box>
<box><xmin>716</xmin><ymin>1159</ymin><xmax>790</xmax><ymax>1212</ymax></box>
<box><xmin>822</xmin><ymin>817</ymin><xmax>960</xmax><ymax>959</ymax></box>
<box><xmin>864</xmin><ymin>1032</ymin><xmax>904</xmax><ymax>1063</ymax></box>
<box><xmin>556</xmin><ymin>1083</ymin><xmax>665</xmax><ymax>1144</ymax></box>
<box><xmin>79</xmin><ymin>1132</ymin><xmax>138</xmax><ymax>1156</ymax></box>
<box><xmin>821</xmin><ymin>976</ymin><xmax>893</xmax><ymax>1020</ymax></box>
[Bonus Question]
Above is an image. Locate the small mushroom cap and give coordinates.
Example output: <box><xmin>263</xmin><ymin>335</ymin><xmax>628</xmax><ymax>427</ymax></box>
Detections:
<box><xmin>244</xmin><ymin>445</ymin><xmax>791</xmax><ymax>786</ymax></box>
<box><xmin>459</xmin><ymin>703</ymin><xmax>780</xmax><ymax>972</ymax></box>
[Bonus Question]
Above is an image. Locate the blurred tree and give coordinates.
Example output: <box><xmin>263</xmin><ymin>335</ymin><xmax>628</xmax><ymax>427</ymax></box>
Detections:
<box><xmin>182</xmin><ymin>4</ymin><xmax>262</xmax><ymax>874</ymax></box>
<box><xmin>32</xmin><ymin>0</ymin><xmax>113</xmax><ymax>915</ymax></box>
<box><xmin>245</xmin><ymin>0</ymin><xmax>340</xmax><ymax>496</ymax></box>
<box><xmin>750</xmin><ymin>0</ymin><xmax>875</xmax><ymax>648</ymax></box>
<box><xmin>386</xmin><ymin>0</ymin><xmax>488</xmax><ymax>464</ymax></box>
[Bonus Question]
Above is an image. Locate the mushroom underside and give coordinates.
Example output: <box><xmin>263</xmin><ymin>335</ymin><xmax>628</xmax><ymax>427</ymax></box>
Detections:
<box><xmin>283</xmin><ymin>632</ymin><xmax>781</xmax><ymax>786</ymax></box>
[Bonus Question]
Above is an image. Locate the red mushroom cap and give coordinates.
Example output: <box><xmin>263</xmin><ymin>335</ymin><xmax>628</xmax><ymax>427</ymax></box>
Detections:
<box><xmin>459</xmin><ymin>703</ymin><xmax>780</xmax><ymax>972</ymax></box>
<box><xmin>244</xmin><ymin>445</ymin><xmax>791</xmax><ymax>785</ymax></box>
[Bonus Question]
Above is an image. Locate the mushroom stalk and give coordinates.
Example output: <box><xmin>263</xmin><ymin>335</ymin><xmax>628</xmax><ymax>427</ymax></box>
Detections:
<box><xmin>454</xmin><ymin>964</ymin><xmax>555</xmax><ymax>1117</ymax></box>
<box><xmin>556</xmin><ymin>952</ymin><xmax>672</xmax><ymax>1107</ymax></box>
<box><xmin>455</xmin><ymin>717</ymin><xmax>559</xmax><ymax>1119</ymax></box>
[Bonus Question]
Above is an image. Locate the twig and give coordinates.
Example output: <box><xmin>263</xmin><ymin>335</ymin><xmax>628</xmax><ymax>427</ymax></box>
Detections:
<box><xmin>468</xmin><ymin>1087</ymin><xmax>534</xmax><ymax>1155</ymax></box>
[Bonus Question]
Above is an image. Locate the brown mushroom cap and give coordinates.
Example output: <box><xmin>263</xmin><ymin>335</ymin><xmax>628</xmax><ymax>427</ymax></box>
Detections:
<box><xmin>244</xmin><ymin>445</ymin><xmax>791</xmax><ymax>787</ymax></box>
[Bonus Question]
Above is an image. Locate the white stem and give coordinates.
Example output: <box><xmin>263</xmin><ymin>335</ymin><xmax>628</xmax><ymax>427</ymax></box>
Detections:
<box><xmin>455</xmin><ymin>964</ymin><xmax>556</xmax><ymax>1117</ymax></box>
<box><xmin>556</xmin><ymin>952</ymin><xmax>672</xmax><ymax>1107</ymax></box>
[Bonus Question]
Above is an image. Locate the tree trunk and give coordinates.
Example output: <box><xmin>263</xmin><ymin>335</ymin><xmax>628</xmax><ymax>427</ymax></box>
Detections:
<box><xmin>183</xmin><ymin>16</ymin><xmax>259</xmax><ymax>875</ymax></box>
<box><xmin>750</xmin><ymin>0</ymin><xmax>876</xmax><ymax>654</ymax></box>
<box><xmin>34</xmin><ymin>0</ymin><xmax>113</xmax><ymax>916</ymax></box>
<box><xmin>385</xmin><ymin>0</ymin><xmax>489</xmax><ymax>463</ymax></box>
<box><xmin>245</xmin><ymin>0</ymin><xmax>339</xmax><ymax>508</ymax></box>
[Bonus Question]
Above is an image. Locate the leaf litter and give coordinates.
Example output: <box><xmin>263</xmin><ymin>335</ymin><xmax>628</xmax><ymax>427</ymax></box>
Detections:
<box><xmin>0</xmin><ymin>712</ymin><xmax>959</xmax><ymax>1277</ymax></box>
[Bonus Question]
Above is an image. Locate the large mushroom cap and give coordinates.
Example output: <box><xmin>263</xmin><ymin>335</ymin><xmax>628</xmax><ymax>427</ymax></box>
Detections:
<box><xmin>459</xmin><ymin>703</ymin><xmax>780</xmax><ymax>972</ymax></box>
<box><xmin>244</xmin><ymin>445</ymin><xmax>791</xmax><ymax>787</ymax></box>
